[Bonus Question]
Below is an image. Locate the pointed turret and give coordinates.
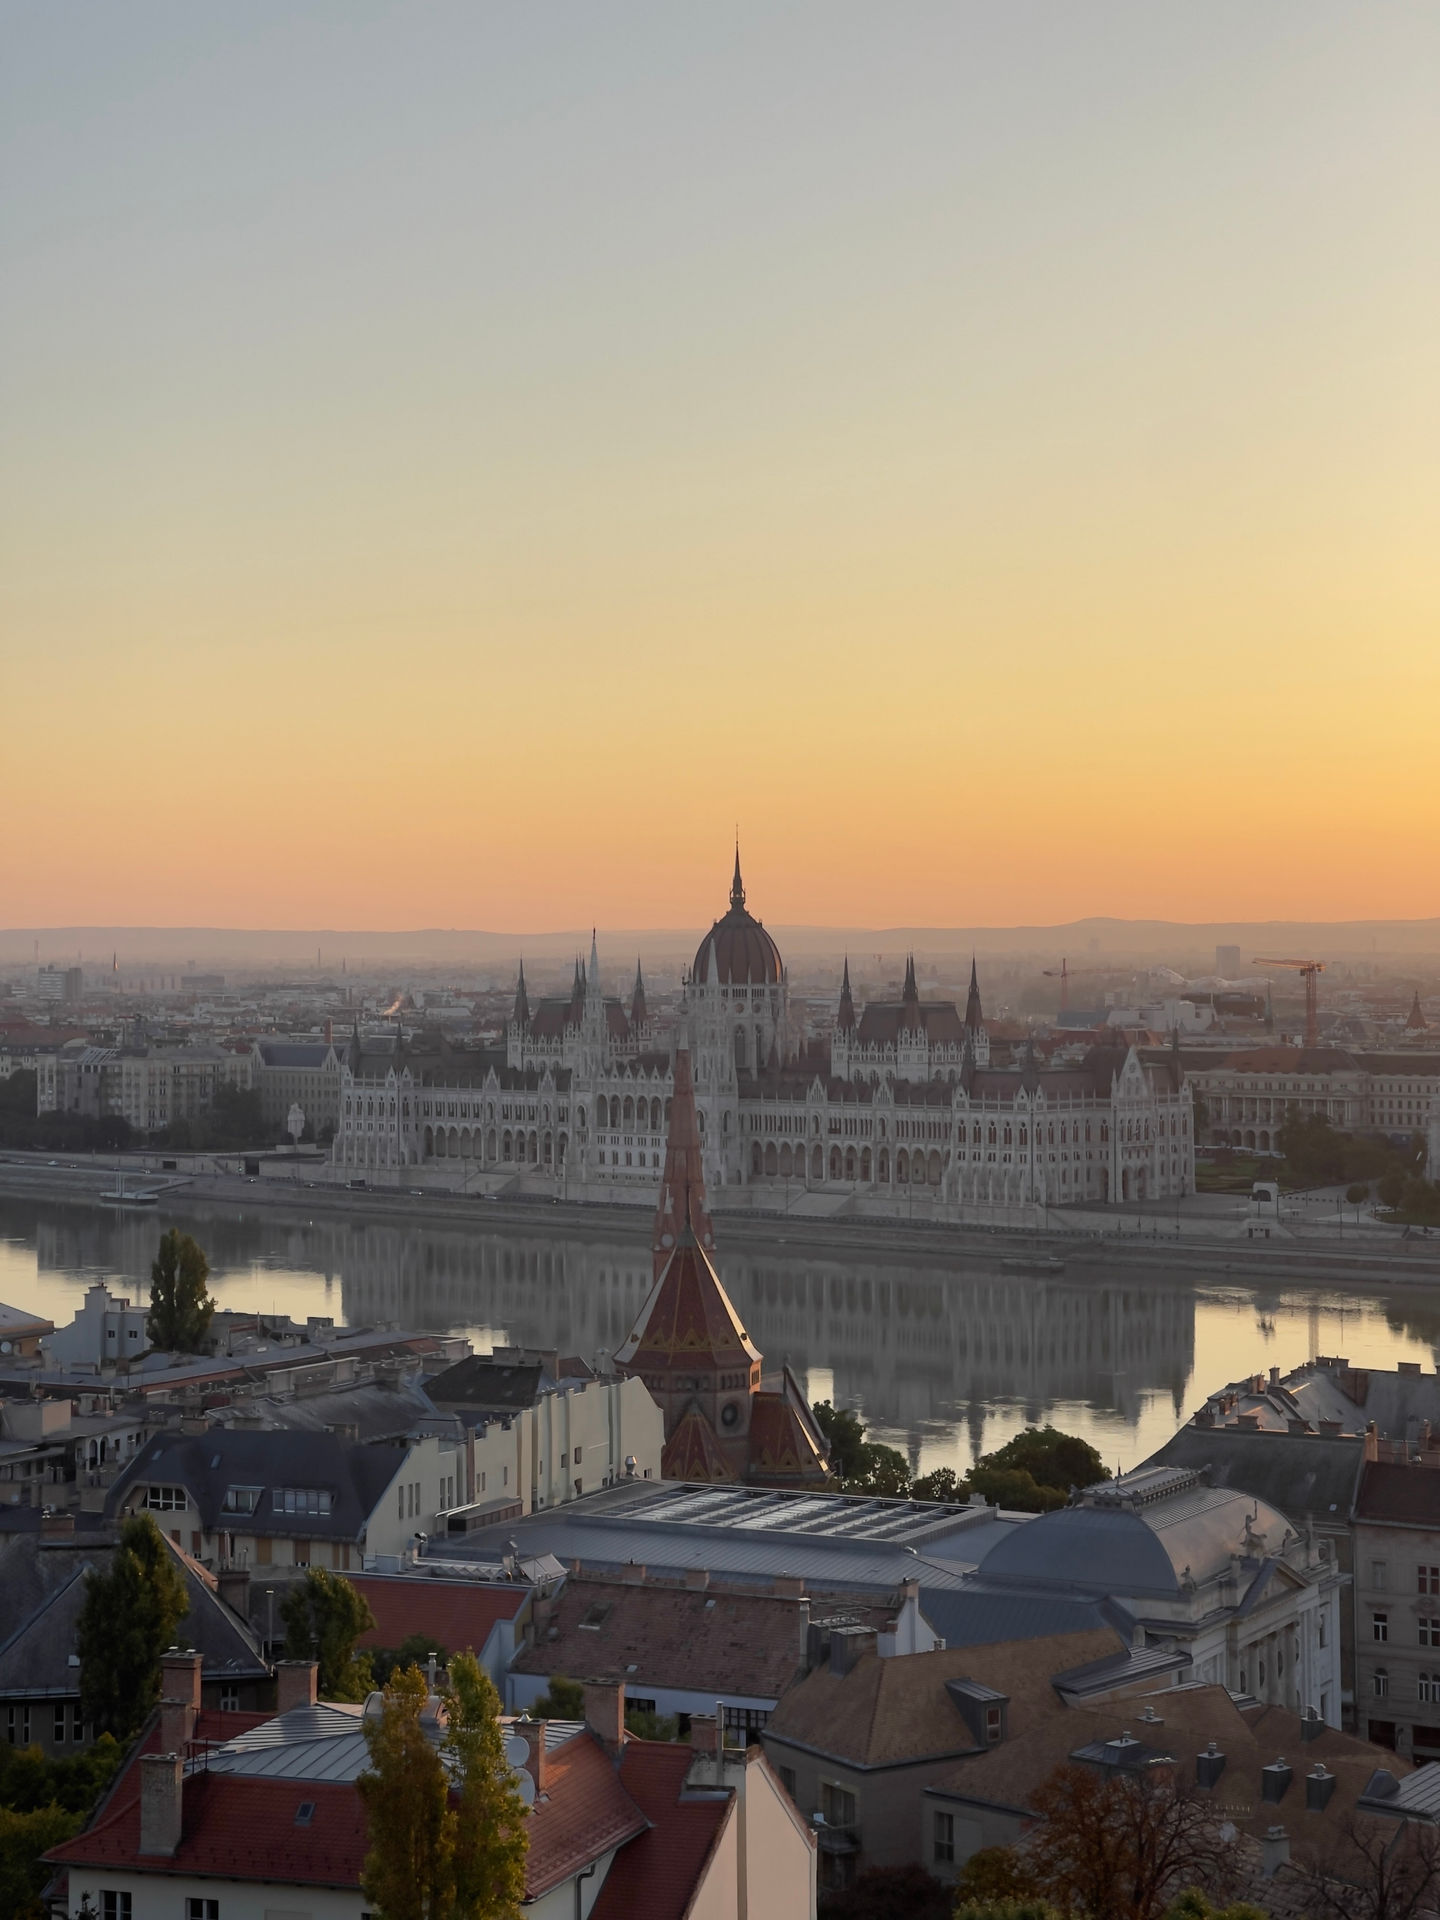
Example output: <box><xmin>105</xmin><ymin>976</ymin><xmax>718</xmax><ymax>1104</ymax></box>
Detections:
<box><xmin>964</xmin><ymin>957</ymin><xmax>984</xmax><ymax>1032</ymax></box>
<box><xmin>512</xmin><ymin>960</ymin><xmax>531</xmax><ymax>1029</ymax></box>
<box><xmin>837</xmin><ymin>956</ymin><xmax>856</xmax><ymax>1032</ymax></box>
<box><xmin>902</xmin><ymin>953</ymin><xmax>918</xmax><ymax>1002</ymax></box>
<box><xmin>568</xmin><ymin>955</ymin><xmax>586</xmax><ymax>1025</ymax></box>
<box><xmin>646</xmin><ymin>1036</ymin><xmax>715</xmax><ymax>1280</ymax></box>
<box><xmin>1406</xmin><ymin>991</ymin><xmax>1428</xmax><ymax>1033</ymax></box>
<box><xmin>590</xmin><ymin>926</ymin><xmax>600</xmax><ymax>988</ymax></box>
<box><xmin>731</xmin><ymin>841</ymin><xmax>746</xmax><ymax>911</ymax></box>
<box><xmin>631</xmin><ymin>959</ymin><xmax>647</xmax><ymax>1027</ymax></box>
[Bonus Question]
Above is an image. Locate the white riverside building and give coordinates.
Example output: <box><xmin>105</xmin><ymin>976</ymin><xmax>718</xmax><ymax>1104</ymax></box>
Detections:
<box><xmin>331</xmin><ymin>856</ymin><xmax>1195</xmax><ymax>1223</ymax></box>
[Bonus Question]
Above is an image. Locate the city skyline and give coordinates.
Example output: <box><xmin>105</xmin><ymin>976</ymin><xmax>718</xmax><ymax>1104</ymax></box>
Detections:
<box><xmin>5</xmin><ymin>4</ymin><xmax>1438</xmax><ymax>931</ymax></box>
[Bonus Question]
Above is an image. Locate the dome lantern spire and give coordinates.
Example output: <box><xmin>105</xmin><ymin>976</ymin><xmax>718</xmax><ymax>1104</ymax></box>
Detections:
<box><xmin>730</xmin><ymin>839</ymin><xmax>745</xmax><ymax>911</ymax></box>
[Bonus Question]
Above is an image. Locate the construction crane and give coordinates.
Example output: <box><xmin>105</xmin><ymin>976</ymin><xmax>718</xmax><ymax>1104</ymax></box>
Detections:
<box><xmin>1042</xmin><ymin>957</ymin><xmax>1119</xmax><ymax>1014</ymax></box>
<box><xmin>1254</xmin><ymin>958</ymin><xmax>1325</xmax><ymax>1048</ymax></box>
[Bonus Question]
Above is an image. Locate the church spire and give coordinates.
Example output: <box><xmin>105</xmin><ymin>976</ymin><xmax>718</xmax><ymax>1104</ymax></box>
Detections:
<box><xmin>512</xmin><ymin>960</ymin><xmax>530</xmax><ymax>1028</ymax></box>
<box><xmin>730</xmin><ymin>840</ymin><xmax>746</xmax><ymax>912</ymax></box>
<box><xmin>964</xmin><ymin>956</ymin><xmax>984</xmax><ymax>1032</ymax></box>
<box><xmin>902</xmin><ymin>953</ymin><xmax>918</xmax><ymax>1002</ymax></box>
<box><xmin>649</xmin><ymin>1034</ymin><xmax>716</xmax><ymax>1280</ymax></box>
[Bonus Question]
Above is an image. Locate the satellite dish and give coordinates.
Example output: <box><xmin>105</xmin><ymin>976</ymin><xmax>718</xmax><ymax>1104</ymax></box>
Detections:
<box><xmin>0</xmin><ymin>1341</ymin><xmax>11</xmax><ymax>1355</ymax></box>
<box><xmin>504</xmin><ymin>1734</ymin><xmax>529</xmax><ymax>1769</ymax></box>
<box><xmin>513</xmin><ymin>1768</ymin><xmax>536</xmax><ymax>1807</ymax></box>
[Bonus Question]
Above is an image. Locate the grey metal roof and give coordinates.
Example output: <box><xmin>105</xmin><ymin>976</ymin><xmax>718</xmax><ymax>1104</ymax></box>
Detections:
<box><xmin>0</xmin><ymin>1536</ymin><xmax>266</xmax><ymax>1699</ymax></box>
<box><xmin>1142</xmin><ymin>1425</ymin><xmax>1365</xmax><ymax>1524</ymax></box>
<box><xmin>106</xmin><ymin>1429</ymin><xmax>409</xmax><ymax>1542</ymax></box>
<box><xmin>920</xmin><ymin>1587</ymin><xmax>1129</xmax><ymax>1651</ymax></box>
<box><xmin>254</xmin><ymin>1043</ymin><xmax>336</xmax><ymax>1068</ymax></box>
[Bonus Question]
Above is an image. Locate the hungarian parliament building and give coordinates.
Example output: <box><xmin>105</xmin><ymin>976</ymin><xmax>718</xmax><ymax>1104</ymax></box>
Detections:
<box><xmin>331</xmin><ymin>856</ymin><xmax>1195</xmax><ymax>1220</ymax></box>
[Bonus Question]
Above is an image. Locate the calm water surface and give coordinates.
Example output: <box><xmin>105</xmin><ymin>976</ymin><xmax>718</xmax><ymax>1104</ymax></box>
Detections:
<box><xmin>4</xmin><ymin>1194</ymin><xmax>1438</xmax><ymax>1477</ymax></box>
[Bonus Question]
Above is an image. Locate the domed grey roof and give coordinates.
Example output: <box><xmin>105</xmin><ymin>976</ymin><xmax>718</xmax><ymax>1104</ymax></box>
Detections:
<box><xmin>692</xmin><ymin>851</ymin><xmax>783</xmax><ymax>987</ymax></box>
<box><xmin>975</xmin><ymin>1471</ymin><xmax>1290</xmax><ymax>1601</ymax></box>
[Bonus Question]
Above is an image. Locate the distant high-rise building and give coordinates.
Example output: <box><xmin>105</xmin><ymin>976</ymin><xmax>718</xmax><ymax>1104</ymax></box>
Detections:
<box><xmin>1215</xmin><ymin>945</ymin><xmax>1241</xmax><ymax>977</ymax></box>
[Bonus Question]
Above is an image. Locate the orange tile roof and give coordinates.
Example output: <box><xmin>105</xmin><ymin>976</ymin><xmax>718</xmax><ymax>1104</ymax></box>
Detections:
<box><xmin>346</xmin><ymin>1574</ymin><xmax>528</xmax><ymax>1653</ymax></box>
<box><xmin>590</xmin><ymin>1741</ymin><xmax>731</xmax><ymax>1920</ymax></box>
<box><xmin>525</xmin><ymin>1731</ymin><xmax>651</xmax><ymax>1898</ymax></box>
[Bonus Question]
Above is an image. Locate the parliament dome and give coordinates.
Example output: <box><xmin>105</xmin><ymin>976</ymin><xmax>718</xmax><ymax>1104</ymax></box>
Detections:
<box><xmin>692</xmin><ymin>852</ymin><xmax>784</xmax><ymax>987</ymax></box>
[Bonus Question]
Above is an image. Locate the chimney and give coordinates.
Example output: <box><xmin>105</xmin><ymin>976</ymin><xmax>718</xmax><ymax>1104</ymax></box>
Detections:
<box><xmin>514</xmin><ymin>1715</ymin><xmax>548</xmax><ymax>1792</ymax></box>
<box><xmin>1260</xmin><ymin>1826</ymin><xmax>1290</xmax><ymax>1877</ymax></box>
<box><xmin>689</xmin><ymin>1713</ymin><xmax>720</xmax><ymax>1755</ymax></box>
<box><xmin>216</xmin><ymin>1564</ymin><xmax>251</xmax><ymax>1619</ymax></box>
<box><xmin>1364</xmin><ymin>1423</ymin><xmax>1379</xmax><ymax>1463</ymax></box>
<box><xmin>1269</xmin><ymin>1366</ymin><xmax>1281</xmax><ymax>1388</ymax></box>
<box><xmin>618</xmin><ymin>1562</ymin><xmax>647</xmax><ymax>1585</ymax></box>
<box><xmin>1287</xmin><ymin>1418</ymin><xmax>1310</xmax><ymax>1436</ymax></box>
<box><xmin>160</xmin><ymin>1648</ymin><xmax>202</xmax><ymax>1718</ymax></box>
<box><xmin>829</xmin><ymin>1627</ymin><xmax>878</xmax><ymax>1677</ymax></box>
<box><xmin>138</xmin><ymin>1752</ymin><xmax>184</xmax><ymax>1856</ymax></box>
<box><xmin>772</xmin><ymin>1575</ymin><xmax>804</xmax><ymax>1598</ymax></box>
<box><xmin>1318</xmin><ymin>1421</ymin><xmax>1343</xmax><ymax>1438</ymax></box>
<box><xmin>1192</xmin><ymin>1408</ymin><xmax>1214</xmax><ymax>1429</ymax></box>
<box><xmin>324</xmin><ymin>1017</ymin><xmax>334</xmax><ymax>1045</ymax></box>
<box><xmin>1306</xmin><ymin>1765</ymin><xmax>1336</xmax><ymax>1811</ymax></box>
<box><xmin>582</xmin><ymin>1680</ymin><xmax>625</xmax><ymax>1751</ymax></box>
<box><xmin>1261</xmin><ymin>1758</ymin><xmax>1292</xmax><ymax>1804</ymax></box>
<box><xmin>275</xmin><ymin>1660</ymin><xmax>319</xmax><ymax>1713</ymax></box>
<box><xmin>1300</xmin><ymin>1706</ymin><xmax>1325</xmax><ymax>1743</ymax></box>
<box><xmin>1195</xmin><ymin>1742</ymin><xmax>1226</xmax><ymax>1790</ymax></box>
<box><xmin>40</xmin><ymin>1511</ymin><xmax>75</xmax><ymax>1541</ymax></box>
<box><xmin>684</xmin><ymin>1567</ymin><xmax>710</xmax><ymax>1590</ymax></box>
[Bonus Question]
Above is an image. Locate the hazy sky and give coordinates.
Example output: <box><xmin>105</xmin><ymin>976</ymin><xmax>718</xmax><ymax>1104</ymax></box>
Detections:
<box><xmin>3</xmin><ymin>4</ymin><xmax>1436</xmax><ymax>931</ymax></box>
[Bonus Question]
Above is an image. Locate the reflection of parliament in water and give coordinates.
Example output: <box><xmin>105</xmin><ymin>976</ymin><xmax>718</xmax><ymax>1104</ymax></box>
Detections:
<box><xmin>23</xmin><ymin>1201</ymin><xmax>1193</xmax><ymax>1448</ymax></box>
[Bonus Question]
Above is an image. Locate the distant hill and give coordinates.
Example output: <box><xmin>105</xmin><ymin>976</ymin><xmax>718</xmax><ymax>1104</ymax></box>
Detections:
<box><xmin>4</xmin><ymin>916</ymin><xmax>1440</xmax><ymax>970</ymax></box>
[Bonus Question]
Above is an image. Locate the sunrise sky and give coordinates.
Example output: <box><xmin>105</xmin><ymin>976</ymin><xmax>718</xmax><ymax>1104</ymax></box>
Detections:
<box><xmin>3</xmin><ymin>3</ymin><xmax>1437</xmax><ymax>933</ymax></box>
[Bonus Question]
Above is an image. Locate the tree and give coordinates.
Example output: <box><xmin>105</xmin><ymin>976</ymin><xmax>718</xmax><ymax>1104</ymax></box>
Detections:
<box><xmin>1378</xmin><ymin>1168</ymin><xmax>1407</xmax><ymax>1210</ymax></box>
<box><xmin>977</xmin><ymin>1425</ymin><xmax>1109</xmax><ymax>1495</ymax></box>
<box><xmin>1162</xmin><ymin>1895</ymin><xmax>1271</xmax><ymax>1920</ymax></box>
<box><xmin>146</xmin><ymin>1230</ymin><xmax>217</xmax><ymax>1353</ymax></box>
<box><xmin>816</xmin><ymin>1861</ymin><xmax>951</xmax><ymax>1918</ymax></box>
<box><xmin>812</xmin><ymin>1401</ymin><xmax>868</xmax><ymax>1481</ymax></box>
<box><xmin>443</xmin><ymin>1651</ymin><xmax>529</xmax><ymax>1920</ymax></box>
<box><xmin>953</xmin><ymin>1845</ymin><xmax>1041</xmax><ymax>1905</ymax></box>
<box><xmin>76</xmin><ymin>1514</ymin><xmax>190</xmax><ymax>1739</ymax></box>
<box><xmin>281</xmin><ymin>1568</ymin><xmax>376</xmax><ymax>1702</ymax></box>
<box><xmin>912</xmin><ymin>1466</ymin><xmax>964</xmax><ymax>1503</ymax></box>
<box><xmin>0</xmin><ymin>1803</ymin><xmax>83</xmax><ymax>1920</ymax></box>
<box><xmin>1025</xmin><ymin>1763</ymin><xmax>1233</xmax><ymax>1920</ymax></box>
<box><xmin>953</xmin><ymin>1904</ymin><xmax>1066</xmax><ymax>1920</ymax></box>
<box><xmin>371</xmin><ymin>1632</ymin><xmax>449</xmax><ymax>1689</ymax></box>
<box><xmin>0</xmin><ymin>1735</ymin><xmax>122</xmax><ymax>1814</ymax></box>
<box><xmin>528</xmin><ymin>1675</ymin><xmax>584</xmax><ymax>1719</ymax></box>
<box><xmin>358</xmin><ymin>1666</ymin><xmax>453</xmax><ymax>1920</ymax></box>
<box><xmin>851</xmin><ymin>1442</ymin><xmax>912</xmax><ymax>1498</ymax></box>
<box><xmin>966</xmin><ymin>1465</ymin><xmax>1067</xmax><ymax>1513</ymax></box>
<box><xmin>624</xmin><ymin>1706</ymin><xmax>680</xmax><ymax>1740</ymax></box>
<box><xmin>1285</xmin><ymin>1812</ymin><xmax>1440</xmax><ymax>1920</ymax></box>
<box><xmin>357</xmin><ymin>1659</ymin><xmax>529</xmax><ymax>1920</ymax></box>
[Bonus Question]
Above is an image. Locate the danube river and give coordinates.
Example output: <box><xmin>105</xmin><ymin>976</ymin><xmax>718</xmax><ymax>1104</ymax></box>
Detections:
<box><xmin>4</xmin><ymin>1192</ymin><xmax>1439</xmax><ymax>1478</ymax></box>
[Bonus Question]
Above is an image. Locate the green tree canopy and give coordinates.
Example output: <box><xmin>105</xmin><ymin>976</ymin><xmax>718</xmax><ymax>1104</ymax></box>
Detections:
<box><xmin>76</xmin><ymin>1515</ymin><xmax>190</xmax><ymax>1739</ymax></box>
<box><xmin>0</xmin><ymin>1803</ymin><xmax>84</xmax><ymax>1920</ymax></box>
<box><xmin>811</xmin><ymin>1400</ymin><xmax>867</xmax><ymax>1481</ymax></box>
<box><xmin>146</xmin><ymin>1230</ymin><xmax>217</xmax><ymax>1353</ymax></box>
<box><xmin>528</xmin><ymin>1675</ymin><xmax>584</xmax><ymax>1720</ymax></box>
<box><xmin>371</xmin><ymin>1632</ymin><xmax>449</xmax><ymax>1690</ymax></box>
<box><xmin>977</xmin><ymin>1425</ymin><xmax>1109</xmax><ymax>1495</ymax></box>
<box><xmin>281</xmin><ymin>1568</ymin><xmax>376</xmax><ymax>1703</ymax></box>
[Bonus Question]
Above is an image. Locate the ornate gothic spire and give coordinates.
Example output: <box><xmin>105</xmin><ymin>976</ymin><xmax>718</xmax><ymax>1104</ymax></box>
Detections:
<box><xmin>837</xmin><ymin>956</ymin><xmax>856</xmax><ymax>1032</ymax></box>
<box><xmin>730</xmin><ymin>841</ymin><xmax>746</xmax><ymax>912</ymax></box>
<box><xmin>648</xmin><ymin>1034</ymin><xmax>716</xmax><ymax>1280</ymax></box>
<box><xmin>902</xmin><ymin>953</ymin><xmax>918</xmax><ymax>1002</ymax></box>
<box><xmin>512</xmin><ymin>960</ymin><xmax>531</xmax><ymax>1028</ymax></box>
<box><xmin>964</xmin><ymin>956</ymin><xmax>984</xmax><ymax>1032</ymax></box>
<box><xmin>631</xmin><ymin>959</ymin><xmax>647</xmax><ymax>1027</ymax></box>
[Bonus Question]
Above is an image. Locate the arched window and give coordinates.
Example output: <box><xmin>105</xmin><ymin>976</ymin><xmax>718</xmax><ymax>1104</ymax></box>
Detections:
<box><xmin>623</xmin><ymin>1097</ymin><xmax>635</xmax><ymax>1128</ymax></box>
<box><xmin>861</xmin><ymin>1147</ymin><xmax>872</xmax><ymax>1181</ymax></box>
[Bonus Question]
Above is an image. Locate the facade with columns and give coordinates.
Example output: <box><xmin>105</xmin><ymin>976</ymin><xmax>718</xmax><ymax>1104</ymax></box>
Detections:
<box><xmin>331</xmin><ymin>857</ymin><xmax>1194</xmax><ymax>1212</ymax></box>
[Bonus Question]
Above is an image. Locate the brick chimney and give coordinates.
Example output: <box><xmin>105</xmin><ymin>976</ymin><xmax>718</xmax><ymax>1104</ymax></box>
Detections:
<box><xmin>275</xmin><ymin>1660</ymin><xmax>319</xmax><ymax>1713</ymax></box>
<box><xmin>582</xmin><ymin>1680</ymin><xmax>626</xmax><ymax>1751</ymax></box>
<box><xmin>138</xmin><ymin>1752</ymin><xmax>184</xmax><ymax>1857</ymax></box>
<box><xmin>684</xmin><ymin>1567</ymin><xmax>710</xmax><ymax>1590</ymax></box>
<box><xmin>161</xmin><ymin>1643</ymin><xmax>203</xmax><ymax>1720</ymax></box>
<box><xmin>514</xmin><ymin>1715</ymin><xmax>549</xmax><ymax>1792</ymax></box>
<box><xmin>688</xmin><ymin>1713</ymin><xmax>720</xmax><ymax>1755</ymax></box>
<box><xmin>40</xmin><ymin>1510</ymin><xmax>76</xmax><ymax>1540</ymax></box>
